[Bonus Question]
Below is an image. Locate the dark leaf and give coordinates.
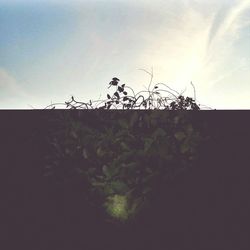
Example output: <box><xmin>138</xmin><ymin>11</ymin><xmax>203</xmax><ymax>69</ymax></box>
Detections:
<box><xmin>152</xmin><ymin>128</ymin><xmax>167</xmax><ymax>139</ymax></box>
<box><xmin>144</xmin><ymin>138</ymin><xmax>154</xmax><ymax>152</ymax></box>
<box><xmin>118</xmin><ymin>86</ymin><xmax>124</xmax><ymax>92</ymax></box>
<box><xmin>174</xmin><ymin>131</ymin><xmax>186</xmax><ymax>141</ymax></box>
<box><xmin>110</xmin><ymin>180</ymin><xmax>128</xmax><ymax>193</ymax></box>
<box><xmin>114</xmin><ymin>92</ymin><xmax>120</xmax><ymax>99</ymax></box>
<box><xmin>107</xmin><ymin>94</ymin><xmax>111</xmax><ymax>99</ymax></box>
<box><xmin>110</xmin><ymin>81</ymin><xmax>118</xmax><ymax>86</ymax></box>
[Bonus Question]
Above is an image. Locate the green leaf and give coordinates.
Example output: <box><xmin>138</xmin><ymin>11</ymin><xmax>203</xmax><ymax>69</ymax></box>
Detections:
<box><xmin>121</xmin><ymin>162</ymin><xmax>137</xmax><ymax>173</ymax></box>
<box><xmin>110</xmin><ymin>180</ymin><xmax>128</xmax><ymax>193</ymax></box>
<box><xmin>152</xmin><ymin>128</ymin><xmax>167</xmax><ymax>139</ymax></box>
<box><xmin>180</xmin><ymin>142</ymin><xmax>189</xmax><ymax>154</ymax></box>
<box><xmin>119</xmin><ymin>142</ymin><xmax>129</xmax><ymax>151</ymax></box>
<box><xmin>92</xmin><ymin>181</ymin><xmax>105</xmax><ymax>187</ymax></box>
<box><xmin>104</xmin><ymin>185</ymin><xmax>115</xmax><ymax>195</ymax></box>
<box><xmin>144</xmin><ymin>138</ymin><xmax>154</xmax><ymax>152</ymax></box>
<box><xmin>174</xmin><ymin>131</ymin><xmax>186</xmax><ymax>141</ymax></box>
<box><xmin>113</xmin><ymin>151</ymin><xmax>135</xmax><ymax>164</ymax></box>
<box><xmin>97</xmin><ymin>146</ymin><xmax>107</xmax><ymax>157</ymax></box>
<box><xmin>118</xmin><ymin>119</ymin><xmax>129</xmax><ymax>129</ymax></box>
<box><xmin>102</xmin><ymin>164</ymin><xmax>119</xmax><ymax>179</ymax></box>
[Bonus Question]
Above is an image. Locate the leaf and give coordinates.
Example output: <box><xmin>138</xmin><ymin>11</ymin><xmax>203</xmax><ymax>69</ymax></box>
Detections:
<box><xmin>97</xmin><ymin>147</ymin><xmax>105</xmax><ymax>157</ymax></box>
<box><xmin>110</xmin><ymin>180</ymin><xmax>128</xmax><ymax>193</ymax></box>
<box><xmin>129</xmin><ymin>197</ymin><xmax>144</xmax><ymax>215</ymax></box>
<box><xmin>144</xmin><ymin>138</ymin><xmax>154</xmax><ymax>152</ymax></box>
<box><xmin>180</xmin><ymin>142</ymin><xmax>189</xmax><ymax>154</ymax></box>
<box><xmin>120</xmin><ymin>142</ymin><xmax>130</xmax><ymax>151</ymax></box>
<box><xmin>82</xmin><ymin>148</ymin><xmax>88</xmax><ymax>159</ymax></box>
<box><xmin>104</xmin><ymin>185</ymin><xmax>115</xmax><ymax>195</ymax></box>
<box><xmin>107</xmin><ymin>94</ymin><xmax>111</xmax><ymax>99</ymax></box>
<box><xmin>102</xmin><ymin>164</ymin><xmax>119</xmax><ymax>179</ymax></box>
<box><xmin>123</xmin><ymin>91</ymin><xmax>127</xmax><ymax>95</ymax></box>
<box><xmin>102</xmin><ymin>165</ymin><xmax>108</xmax><ymax>175</ymax></box>
<box><xmin>114</xmin><ymin>92</ymin><xmax>120</xmax><ymax>99</ymax></box>
<box><xmin>114</xmin><ymin>151</ymin><xmax>135</xmax><ymax>164</ymax></box>
<box><xmin>118</xmin><ymin>86</ymin><xmax>124</xmax><ymax>92</ymax></box>
<box><xmin>121</xmin><ymin>162</ymin><xmax>137</xmax><ymax>169</ymax></box>
<box><xmin>110</xmin><ymin>81</ymin><xmax>118</xmax><ymax>86</ymax></box>
<box><xmin>152</xmin><ymin>128</ymin><xmax>167</xmax><ymax>139</ymax></box>
<box><xmin>118</xmin><ymin>119</ymin><xmax>129</xmax><ymax>129</ymax></box>
<box><xmin>174</xmin><ymin>131</ymin><xmax>186</xmax><ymax>141</ymax></box>
<box><xmin>92</xmin><ymin>181</ymin><xmax>105</xmax><ymax>187</ymax></box>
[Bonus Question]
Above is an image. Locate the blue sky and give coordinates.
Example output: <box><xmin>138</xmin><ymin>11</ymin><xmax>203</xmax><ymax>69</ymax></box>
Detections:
<box><xmin>0</xmin><ymin>0</ymin><xmax>249</xmax><ymax>109</ymax></box>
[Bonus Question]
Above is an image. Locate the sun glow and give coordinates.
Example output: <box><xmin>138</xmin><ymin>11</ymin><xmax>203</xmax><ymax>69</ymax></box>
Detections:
<box><xmin>105</xmin><ymin>195</ymin><xmax>129</xmax><ymax>221</ymax></box>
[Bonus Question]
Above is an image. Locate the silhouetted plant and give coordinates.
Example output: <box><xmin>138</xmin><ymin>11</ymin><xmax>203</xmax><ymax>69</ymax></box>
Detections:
<box><xmin>44</xmin><ymin>69</ymin><xmax>203</xmax><ymax>110</ymax></box>
<box><xmin>42</xmin><ymin>72</ymin><xmax>210</xmax><ymax>223</ymax></box>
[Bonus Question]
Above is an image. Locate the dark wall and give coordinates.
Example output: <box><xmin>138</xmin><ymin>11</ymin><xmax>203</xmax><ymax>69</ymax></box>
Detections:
<box><xmin>1</xmin><ymin>111</ymin><xmax>250</xmax><ymax>250</ymax></box>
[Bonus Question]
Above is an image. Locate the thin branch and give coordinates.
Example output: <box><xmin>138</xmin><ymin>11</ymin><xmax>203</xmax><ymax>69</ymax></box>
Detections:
<box><xmin>190</xmin><ymin>81</ymin><xmax>196</xmax><ymax>101</ymax></box>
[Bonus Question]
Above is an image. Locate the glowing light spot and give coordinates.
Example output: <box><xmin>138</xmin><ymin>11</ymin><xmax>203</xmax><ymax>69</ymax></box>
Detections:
<box><xmin>105</xmin><ymin>195</ymin><xmax>129</xmax><ymax>221</ymax></box>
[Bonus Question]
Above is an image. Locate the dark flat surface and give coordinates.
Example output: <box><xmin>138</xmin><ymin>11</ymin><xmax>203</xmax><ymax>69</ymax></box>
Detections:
<box><xmin>0</xmin><ymin>111</ymin><xmax>250</xmax><ymax>250</ymax></box>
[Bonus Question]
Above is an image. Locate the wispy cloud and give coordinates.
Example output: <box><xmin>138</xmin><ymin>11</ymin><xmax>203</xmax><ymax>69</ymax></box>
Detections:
<box><xmin>207</xmin><ymin>0</ymin><xmax>250</xmax><ymax>54</ymax></box>
<box><xmin>203</xmin><ymin>0</ymin><xmax>250</xmax><ymax>87</ymax></box>
<box><xmin>207</xmin><ymin>0</ymin><xmax>250</xmax><ymax>63</ymax></box>
<box><xmin>131</xmin><ymin>0</ymin><xmax>250</xmax><ymax>103</ymax></box>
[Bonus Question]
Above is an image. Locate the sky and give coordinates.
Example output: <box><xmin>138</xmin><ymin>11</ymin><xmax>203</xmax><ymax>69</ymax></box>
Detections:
<box><xmin>0</xmin><ymin>0</ymin><xmax>249</xmax><ymax>109</ymax></box>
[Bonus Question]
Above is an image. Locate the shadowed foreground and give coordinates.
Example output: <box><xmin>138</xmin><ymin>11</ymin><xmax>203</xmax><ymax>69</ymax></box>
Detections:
<box><xmin>1</xmin><ymin>111</ymin><xmax>250</xmax><ymax>250</ymax></box>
